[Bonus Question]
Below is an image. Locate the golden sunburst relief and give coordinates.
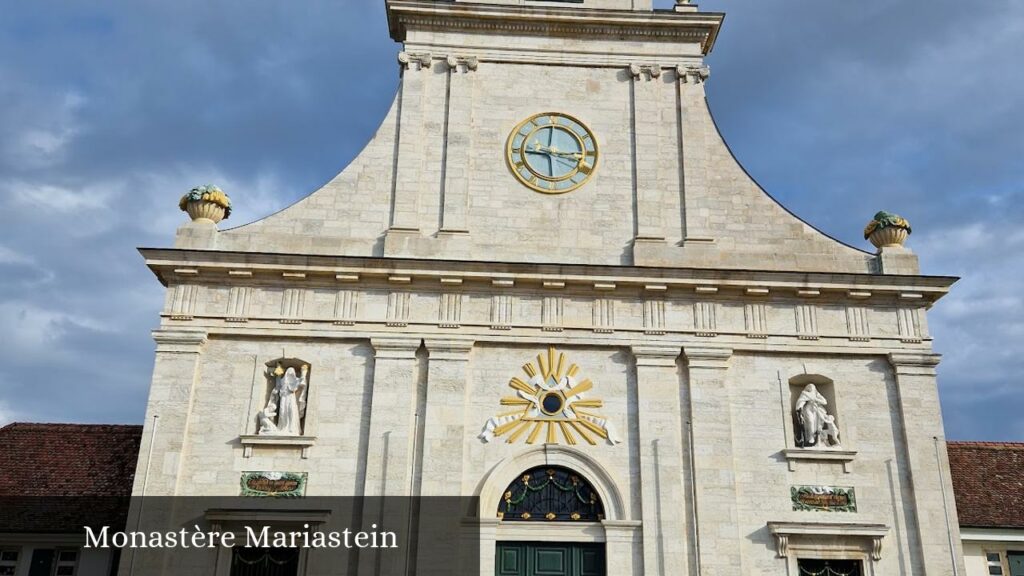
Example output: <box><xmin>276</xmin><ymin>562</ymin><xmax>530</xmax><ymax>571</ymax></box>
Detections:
<box><xmin>478</xmin><ymin>347</ymin><xmax>620</xmax><ymax>446</ymax></box>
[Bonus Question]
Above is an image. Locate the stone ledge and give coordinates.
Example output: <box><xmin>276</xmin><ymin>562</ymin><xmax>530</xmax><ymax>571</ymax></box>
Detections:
<box><xmin>239</xmin><ymin>435</ymin><xmax>316</xmax><ymax>459</ymax></box>
<box><xmin>782</xmin><ymin>448</ymin><xmax>858</xmax><ymax>474</ymax></box>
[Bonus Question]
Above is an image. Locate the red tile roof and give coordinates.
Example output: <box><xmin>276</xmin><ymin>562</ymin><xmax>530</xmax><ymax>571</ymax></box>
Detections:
<box><xmin>0</xmin><ymin>423</ymin><xmax>142</xmax><ymax>533</ymax></box>
<box><xmin>0</xmin><ymin>423</ymin><xmax>142</xmax><ymax>496</ymax></box>
<box><xmin>948</xmin><ymin>441</ymin><xmax>1024</xmax><ymax>529</ymax></box>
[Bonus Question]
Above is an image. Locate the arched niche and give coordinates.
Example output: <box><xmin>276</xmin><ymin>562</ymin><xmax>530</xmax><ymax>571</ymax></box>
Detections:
<box><xmin>788</xmin><ymin>373</ymin><xmax>841</xmax><ymax>449</ymax></box>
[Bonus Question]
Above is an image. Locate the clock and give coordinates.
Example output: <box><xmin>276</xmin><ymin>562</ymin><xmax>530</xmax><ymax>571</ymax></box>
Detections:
<box><xmin>506</xmin><ymin>112</ymin><xmax>599</xmax><ymax>194</ymax></box>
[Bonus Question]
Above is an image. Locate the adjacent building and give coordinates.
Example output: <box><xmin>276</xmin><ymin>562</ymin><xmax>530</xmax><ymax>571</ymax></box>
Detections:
<box><xmin>949</xmin><ymin>442</ymin><xmax>1024</xmax><ymax>576</ymax></box>
<box><xmin>0</xmin><ymin>423</ymin><xmax>141</xmax><ymax>576</ymax></box>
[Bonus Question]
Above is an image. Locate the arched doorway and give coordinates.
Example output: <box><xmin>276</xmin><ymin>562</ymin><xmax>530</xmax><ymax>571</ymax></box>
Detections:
<box><xmin>494</xmin><ymin>466</ymin><xmax>607</xmax><ymax>576</ymax></box>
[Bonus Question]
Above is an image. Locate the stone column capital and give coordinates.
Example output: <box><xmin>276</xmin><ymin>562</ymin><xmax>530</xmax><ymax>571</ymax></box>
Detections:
<box><xmin>601</xmin><ymin>519</ymin><xmax>643</xmax><ymax>542</ymax></box>
<box><xmin>683</xmin><ymin>346</ymin><xmax>733</xmax><ymax>369</ymax></box>
<box><xmin>446</xmin><ymin>55</ymin><xmax>479</xmax><ymax>73</ymax></box>
<box><xmin>398</xmin><ymin>51</ymin><xmax>432</xmax><ymax>71</ymax></box>
<box><xmin>152</xmin><ymin>329</ymin><xmax>208</xmax><ymax>353</ymax></box>
<box><xmin>425</xmin><ymin>338</ymin><xmax>474</xmax><ymax>361</ymax></box>
<box><xmin>628</xmin><ymin>63</ymin><xmax>662</xmax><ymax>82</ymax></box>
<box><xmin>676</xmin><ymin>64</ymin><xmax>710</xmax><ymax>84</ymax></box>
<box><xmin>370</xmin><ymin>337</ymin><xmax>422</xmax><ymax>359</ymax></box>
<box><xmin>630</xmin><ymin>345</ymin><xmax>681</xmax><ymax>367</ymax></box>
<box><xmin>888</xmin><ymin>352</ymin><xmax>942</xmax><ymax>376</ymax></box>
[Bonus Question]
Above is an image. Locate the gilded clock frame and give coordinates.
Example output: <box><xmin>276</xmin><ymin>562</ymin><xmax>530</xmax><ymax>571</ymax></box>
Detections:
<box><xmin>506</xmin><ymin>112</ymin><xmax>599</xmax><ymax>195</ymax></box>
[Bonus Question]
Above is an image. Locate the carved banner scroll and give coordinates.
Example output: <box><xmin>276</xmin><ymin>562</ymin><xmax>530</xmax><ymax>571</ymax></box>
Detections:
<box><xmin>240</xmin><ymin>472</ymin><xmax>308</xmax><ymax>498</ymax></box>
<box><xmin>791</xmin><ymin>486</ymin><xmax>857</xmax><ymax>513</ymax></box>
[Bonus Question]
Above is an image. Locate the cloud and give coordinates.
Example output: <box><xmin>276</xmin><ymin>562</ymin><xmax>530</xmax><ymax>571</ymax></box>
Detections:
<box><xmin>0</xmin><ymin>400</ymin><xmax>21</xmax><ymax>427</ymax></box>
<box><xmin>0</xmin><ymin>245</ymin><xmax>34</xmax><ymax>266</ymax></box>
<box><xmin>0</xmin><ymin>301</ymin><xmax>110</xmax><ymax>358</ymax></box>
<box><xmin>0</xmin><ymin>89</ymin><xmax>85</xmax><ymax>169</ymax></box>
<box><xmin>0</xmin><ymin>0</ymin><xmax>1020</xmax><ymax>440</ymax></box>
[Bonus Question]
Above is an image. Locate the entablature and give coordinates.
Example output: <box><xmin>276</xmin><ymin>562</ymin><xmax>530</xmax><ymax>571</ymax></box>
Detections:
<box><xmin>386</xmin><ymin>0</ymin><xmax>724</xmax><ymax>55</ymax></box>
<box><xmin>142</xmin><ymin>248</ymin><xmax>956</xmax><ymax>307</ymax></box>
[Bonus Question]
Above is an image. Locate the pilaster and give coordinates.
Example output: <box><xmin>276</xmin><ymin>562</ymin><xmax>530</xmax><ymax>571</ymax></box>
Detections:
<box><xmin>133</xmin><ymin>329</ymin><xmax>208</xmax><ymax>496</ymax></box>
<box><xmin>630</xmin><ymin>344</ymin><xmax>687</xmax><ymax>576</ymax></box>
<box><xmin>419</xmin><ymin>339</ymin><xmax>474</xmax><ymax>495</ymax></box>
<box><xmin>683</xmin><ymin>346</ymin><xmax>741</xmax><ymax>576</ymax></box>
<box><xmin>440</xmin><ymin>56</ymin><xmax>478</xmax><ymax>235</ymax></box>
<box><xmin>676</xmin><ymin>64</ymin><xmax>714</xmax><ymax>245</ymax></box>
<box><xmin>363</xmin><ymin>337</ymin><xmax>423</xmax><ymax>497</ymax></box>
<box><xmin>888</xmin><ymin>353</ymin><xmax>966</xmax><ymax>576</ymax></box>
<box><xmin>603</xmin><ymin>520</ymin><xmax>644</xmax><ymax>576</ymax></box>
<box><xmin>388</xmin><ymin>52</ymin><xmax>432</xmax><ymax>236</ymax></box>
<box><xmin>629</xmin><ymin>63</ymin><xmax>667</xmax><ymax>246</ymax></box>
<box><xmin>358</xmin><ymin>337</ymin><xmax>423</xmax><ymax>576</ymax></box>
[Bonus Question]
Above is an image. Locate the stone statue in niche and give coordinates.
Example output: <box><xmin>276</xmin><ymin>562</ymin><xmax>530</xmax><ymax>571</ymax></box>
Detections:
<box><xmin>258</xmin><ymin>363</ymin><xmax>309</xmax><ymax>436</ymax></box>
<box><xmin>794</xmin><ymin>383</ymin><xmax>841</xmax><ymax>448</ymax></box>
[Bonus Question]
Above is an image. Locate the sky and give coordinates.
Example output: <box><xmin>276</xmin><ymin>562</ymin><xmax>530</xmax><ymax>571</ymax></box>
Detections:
<box><xmin>0</xmin><ymin>0</ymin><xmax>1021</xmax><ymax>441</ymax></box>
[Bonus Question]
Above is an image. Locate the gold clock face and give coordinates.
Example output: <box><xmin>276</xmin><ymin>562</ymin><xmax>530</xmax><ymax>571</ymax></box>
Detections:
<box><xmin>506</xmin><ymin>112</ymin><xmax>599</xmax><ymax>194</ymax></box>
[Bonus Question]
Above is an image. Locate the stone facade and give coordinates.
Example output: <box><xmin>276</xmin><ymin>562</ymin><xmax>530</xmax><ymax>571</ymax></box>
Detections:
<box><xmin>132</xmin><ymin>1</ymin><xmax>965</xmax><ymax>574</ymax></box>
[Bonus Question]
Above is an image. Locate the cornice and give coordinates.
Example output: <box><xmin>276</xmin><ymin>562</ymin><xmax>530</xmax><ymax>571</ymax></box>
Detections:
<box><xmin>386</xmin><ymin>1</ymin><xmax>724</xmax><ymax>56</ymax></box>
<box><xmin>888</xmin><ymin>352</ymin><xmax>942</xmax><ymax>376</ymax></box>
<box><xmin>370</xmin><ymin>336</ymin><xmax>423</xmax><ymax>359</ymax></box>
<box><xmin>139</xmin><ymin>247</ymin><xmax>958</xmax><ymax>306</ymax></box>
<box><xmin>631</xmin><ymin>344</ymin><xmax>682</xmax><ymax>367</ymax></box>
<box><xmin>152</xmin><ymin>328</ymin><xmax>208</xmax><ymax>353</ymax></box>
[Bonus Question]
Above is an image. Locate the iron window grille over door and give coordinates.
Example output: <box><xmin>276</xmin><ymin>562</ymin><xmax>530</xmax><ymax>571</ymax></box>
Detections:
<box><xmin>230</xmin><ymin>547</ymin><xmax>299</xmax><ymax>576</ymax></box>
<box><xmin>797</xmin><ymin>559</ymin><xmax>863</xmax><ymax>576</ymax></box>
<box><xmin>498</xmin><ymin>466</ymin><xmax>604</xmax><ymax>522</ymax></box>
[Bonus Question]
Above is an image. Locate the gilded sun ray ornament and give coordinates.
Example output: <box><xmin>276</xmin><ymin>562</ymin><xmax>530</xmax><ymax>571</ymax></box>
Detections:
<box><xmin>478</xmin><ymin>347</ymin><xmax>620</xmax><ymax>446</ymax></box>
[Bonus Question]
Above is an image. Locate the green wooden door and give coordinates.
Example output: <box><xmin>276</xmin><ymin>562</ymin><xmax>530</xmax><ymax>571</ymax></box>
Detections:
<box><xmin>496</xmin><ymin>542</ymin><xmax>605</xmax><ymax>576</ymax></box>
<box><xmin>1008</xmin><ymin>552</ymin><xmax>1024</xmax><ymax>576</ymax></box>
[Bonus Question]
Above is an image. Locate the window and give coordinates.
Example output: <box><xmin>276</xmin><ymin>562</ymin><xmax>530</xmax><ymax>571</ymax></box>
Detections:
<box><xmin>987</xmin><ymin>552</ymin><xmax>1005</xmax><ymax>576</ymax></box>
<box><xmin>797</xmin><ymin>559</ymin><xmax>862</xmax><ymax>576</ymax></box>
<box><xmin>0</xmin><ymin>550</ymin><xmax>18</xmax><ymax>576</ymax></box>
<box><xmin>230</xmin><ymin>547</ymin><xmax>299</xmax><ymax>576</ymax></box>
<box><xmin>54</xmin><ymin>549</ymin><xmax>78</xmax><ymax>576</ymax></box>
<box><xmin>497</xmin><ymin>466</ymin><xmax>605</xmax><ymax>522</ymax></box>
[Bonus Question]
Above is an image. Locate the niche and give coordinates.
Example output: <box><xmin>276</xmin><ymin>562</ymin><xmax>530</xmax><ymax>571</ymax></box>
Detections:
<box><xmin>789</xmin><ymin>374</ymin><xmax>842</xmax><ymax>449</ymax></box>
<box><xmin>256</xmin><ymin>358</ymin><xmax>312</xmax><ymax>437</ymax></box>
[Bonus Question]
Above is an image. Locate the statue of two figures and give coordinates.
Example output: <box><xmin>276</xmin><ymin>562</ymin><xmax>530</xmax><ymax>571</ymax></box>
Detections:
<box><xmin>258</xmin><ymin>363</ymin><xmax>309</xmax><ymax>436</ymax></box>
<box><xmin>794</xmin><ymin>383</ymin><xmax>841</xmax><ymax>448</ymax></box>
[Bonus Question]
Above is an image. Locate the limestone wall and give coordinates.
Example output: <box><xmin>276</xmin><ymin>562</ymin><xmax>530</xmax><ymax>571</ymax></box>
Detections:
<box><xmin>197</xmin><ymin>13</ymin><xmax>875</xmax><ymax>273</ymax></box>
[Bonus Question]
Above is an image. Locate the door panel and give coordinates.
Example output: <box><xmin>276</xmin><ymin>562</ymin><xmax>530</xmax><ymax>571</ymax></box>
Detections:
<box><xmin>27</xmin><ymin>550</ymin><xmax>54</xmax><ymax>576</ymax></box>
<box><xmin>495</xmin><ymin>543</ymin><xmax>605</xmax><ymax>576</ymax></box>
<box><xmin>497</xmin><ymin>546</ymin><xmax>525</xmax><ymax>576</ymax></box>
<box><xmin>533</xmin><ymin>547</ymin><xmax>568</xmax><ymax>575</ymax></box>
<box><xmin>1008</xmin><ymin>552</ymin><xmax>1024</xmax><ymax>576</ymax></box>
<box><xmin>577</xmin><ymin>547</ymin><xmax>603</xmax><ymax>576</ymax></box>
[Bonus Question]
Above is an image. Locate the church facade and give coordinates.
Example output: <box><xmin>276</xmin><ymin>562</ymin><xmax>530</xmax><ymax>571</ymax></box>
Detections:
<box><xmin>131</xmin><ymin>1</ymin><xmax>965</xmax><ymax>575</ymax></box>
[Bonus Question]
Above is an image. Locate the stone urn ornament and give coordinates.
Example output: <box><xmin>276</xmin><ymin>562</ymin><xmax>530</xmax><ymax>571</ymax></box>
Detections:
<box><xmin>179</xmin><ymin>185</ymin><xmax>232</xmax><ymax>224</ymax></box>
<box><xmin>864</xmin><ymin>211</ymin><xmax>911</xmax><ymax>250</ymax></box>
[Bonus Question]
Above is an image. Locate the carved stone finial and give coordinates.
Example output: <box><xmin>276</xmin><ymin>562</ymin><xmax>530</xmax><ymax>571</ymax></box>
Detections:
<box><xmin>674</xmin><ymin>0</ymin><xmax>698</xmax><ymax>13</ymax></box>
<box><xmin>398</xmin><ymin>51</ymin><xmax>432</xmax><ymax>71</ymax></box>
<box><xmin>446</xmin><ymin>55</ymin><xmax>479</xmax><ymax>73</ymax></box>
<box><xmin>864</xmin><ymin>210</ymin><xmax>912</xmax><ymax>250</ymax></box>
<box><xmin>179</xmin><ymin>185</ymin><xmax>231</xmax><ymax>224</ymax></box>
<box><xmin>629</xmin><ymin>63</ymin><xmax>662</xmax><ymax>82</ymax></box>
<box><xmin>676</xmin><ymin>64</ymin><xmax>711</xmax><ymax>84</ymax></box>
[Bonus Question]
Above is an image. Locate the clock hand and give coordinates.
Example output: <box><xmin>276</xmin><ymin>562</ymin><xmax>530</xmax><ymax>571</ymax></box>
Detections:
<box><xmin>531</xmin><ymin>143</ymin><xmax>580</xmax><ymax>160</ymax></box>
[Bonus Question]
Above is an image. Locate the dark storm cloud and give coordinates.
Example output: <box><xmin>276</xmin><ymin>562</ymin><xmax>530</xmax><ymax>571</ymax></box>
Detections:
<box><xmin>0</xmin><ymin>0</ymin><xmax>1020</xmax><ymax>439</ymax></box>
